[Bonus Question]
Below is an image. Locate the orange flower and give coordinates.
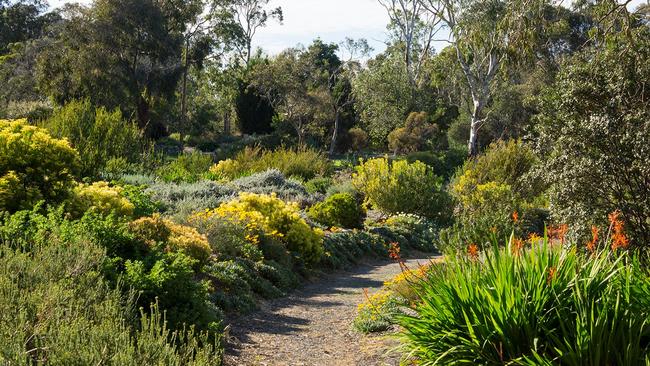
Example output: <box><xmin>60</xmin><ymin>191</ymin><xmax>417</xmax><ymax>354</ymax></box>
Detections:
<box><xmin>512</xmin><ymin>238</ymin><xmax>525</xmax><ymax>256</ymax></box>
<box><xmin>512</xmin><ymin>211</ymin><xmax>519</xmax><ymax>223</ymax></box>
<box><xmin>548</xmin><ymin>224</ymin><xmax>568</xmax><ymax>245</ymax></box>
<box><xmin>586</xmin><ymin>226</ymin><xmax>599</xmax><ymax>253</ymax></box>
<box><xmin>609</xmin><ymin>210</ymin><xmax>630</xmax><ymax>251</ymax></box>
<box><xmin>468</xmin><ymin>243</ymin><xmax>479</xmax><ymax>260</ymax></box>
<box><xmin>547</xmin><ymin>266</ymin><xmax>557</xmax><ymax>285</ymax></box>
<box><xmin>388</xmin><ymin>242</ymin><xmax>401</xmax><ymax>260</ymax></box>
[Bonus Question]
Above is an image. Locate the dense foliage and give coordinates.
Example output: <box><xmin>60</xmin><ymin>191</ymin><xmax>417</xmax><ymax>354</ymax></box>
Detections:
<box><xmin>0</xmin><ymin>119</ymin><xmax>79</xmax><ymax>211</ymax></box>
<box><xmin>353</xmin><ymin>158</ymin><xmax>449</xmax><ymax>222</ymax></box>
<box><xmin>307</xmin><ymin>193</ymin><xmax>365</xmax><ymax>229</ymax></box>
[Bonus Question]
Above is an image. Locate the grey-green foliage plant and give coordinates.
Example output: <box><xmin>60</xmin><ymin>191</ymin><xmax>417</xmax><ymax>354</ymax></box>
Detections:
<box><xmin>42</xmin><ymin>99</ymin><xmax>148</xmax><ymax>178</ymax></box>
<box><xmin>397</xmin><ymin>236</ymin><xmax>650</xmax><ymax>365</ymax></box>
<box><xmin>534</xmin><ymin>26</ymin><xmax>650</xmax><ymax>245</ymax></box>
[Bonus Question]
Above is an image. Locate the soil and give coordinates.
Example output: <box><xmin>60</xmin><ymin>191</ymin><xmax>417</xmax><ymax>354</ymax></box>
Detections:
<box><xmin>223</xmin><ymin>256</ymin><xmax>436</xmax><ymax>366</ymax></box>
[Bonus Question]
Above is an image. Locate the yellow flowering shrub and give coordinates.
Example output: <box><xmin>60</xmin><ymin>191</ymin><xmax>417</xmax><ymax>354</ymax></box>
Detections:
<box><xmin>67</xmin><ymin>181</ymin><xmax>135</xmax><ymax>217</ymax></box>
<box><xmin>0</xmin><ymin>119</ymin><xmax>80</xmax><ymax>211</ymax></box>
<box><xmin>196</xmin><ymin>192</ymin><xmax>324</xmax><ymax>264</ymax></box>
<box><xmin>129</xmin><ymin>214</ymin><xmax>211</xmax><ymax>264</ymax></box>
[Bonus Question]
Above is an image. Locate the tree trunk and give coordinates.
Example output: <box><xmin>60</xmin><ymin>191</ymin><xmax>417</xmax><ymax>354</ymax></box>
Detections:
<box><xmin>223</xmin><ymin>109</ymin><xmax>231</xmax><ymax>135</ymax></box>
<box><xmin>329</xmin><ymin>110</ymin><xmax>340</xmax><ymax>156</ymax></box>
<box><xmin>180</xmin><ymin>38</ymin><xmax>190</xmax><ymax>138</ymax></box>
<box><xmin>468</xmin><ymin>97</ymin><xmax>484</xmax><ymax>157</ymax></box>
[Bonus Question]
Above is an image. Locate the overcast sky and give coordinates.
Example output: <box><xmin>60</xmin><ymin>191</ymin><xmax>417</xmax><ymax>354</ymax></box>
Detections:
<box><xmin>49</xmin><ymin>0</ymin><xmax>647</xmax><ymax>57</ymax></box>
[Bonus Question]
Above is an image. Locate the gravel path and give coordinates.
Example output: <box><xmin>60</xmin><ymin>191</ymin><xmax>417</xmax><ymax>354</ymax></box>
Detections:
<box><xmin>223</xmin><ymin>256</ymin><xmax>436</xmax><ymax>366</ymax></box>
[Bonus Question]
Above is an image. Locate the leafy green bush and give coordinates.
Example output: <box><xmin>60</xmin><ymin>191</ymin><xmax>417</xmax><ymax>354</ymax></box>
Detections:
<box><xmin>304</xmin><ymin>177</ymin><xmax>333</xmax><ymax>194</ymax></box>
<box><xmin>0</xmin><ymin>209</ymin><xmax>222</xmax><ymax>363</ymax></box>
<box><xmin>198</xmin><ymin>192</ymin><xmax>324</xmax><ymax>265</ymax></box>
<box><xmin>157</xmin><ymin>151</ymin><xmax>214</xmax><ymax>183</ymax></box>
<box><xmin>448</xmin><ymin>140</ymin><xmax>547</xmax><ymax>246</ymax></box>
<box><xmin>321</xmin><ymin>231</ymin><xmax>388</xmax><ymax>269</ymax></box>
<box><xmin>344</xmin><ymin>127</ymin><xmax>369</xmax><ymax>152</ymax></box>
<box><xmin>209</xmin><ymin>146</ymin><xmax>332</xmax><ymax>181</ymax></box>
<box><xmin>397</xmin><ymin>235</ymin><xmax>650</xmax><ymax>365</ymax></box>
<box><xmin>406</xmin><ymin>147</ymin><xmax>466</xmax><ymax>180</ymax></box>
<box><xmin>119</xmin><ymin>184</ymin><xmax>160</xmax><ymax>217</ymax></box>
<box><xmin>66</xmin><ymin>181</ymin><xmax>135</xmax><ymax>218</ymax></box>
<box><xmin>189</xmin><ymin>213</ymin><xmax>263</xmax><ymax>262</ymax></box>
<box><xmin>535</xmin><ymin>31</ymin><xmax>650</xmax><ymax>245</ymax></box>
<box><xmin>42</xmin><ymin>99</ymin><xmax>147</xmax><ymax>178</ymax></box>
<box><xmin>308</xmin><ymin>193</ymin><xmax>365</xmax><ymax>229</ymax></box>
<box><xmin>0</xmin><ymin>119</ymin><xmax>80</xmax><ymax>212</ymax></box>
<box><xmin>387</xmin><ymin>112</ymin><xmax>440</xmax><ymax>154</ymax></box>
<box><xmin>352</xmin><ymin>157</ymin><xmax>449</xmax><ymax>222</ymax></box>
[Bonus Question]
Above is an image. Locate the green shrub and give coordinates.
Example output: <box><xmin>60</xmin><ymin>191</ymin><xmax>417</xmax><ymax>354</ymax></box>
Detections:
<box><xmin>157</xmin><ymin>151</ymin><xmax>214</xmax><ymax>183</ymax></box>
<box><xmin>308</xmin><ymin>193</ymin><xmax>365</xmax><ymax>229</ymax></box>
<box><xmin>209</xmin><ymin>146</ymin><xmax>332</xmax><ymax>181</ymax></box>
<box><xmin>189</xmin><ymin>213</ymin><xmax>264</xmax><ymax>262</ymax></box>
<box><xmin>344</xmin><ymin>127</ymin><xmax>369</xmax><ymax>152</ymax></box>
<box><xmin>449</xmin><ymin>140</ymin><xmax>547</xmax><ymax>243</ymax></box>
<box><xmin>321</xmin><ymin>231</ymin><xmax>388</xmax><ymax>269</ymax></box>
<box><xmin>0</xmin><ymin>209</ymin><xmax>222</xmax><ymax>363</ymax></box>
<box><xmin>352</xmin><ymin>157</ymin><xmax>450</xmax><ymax>222</ymax></box>
<box><xmin>304</xmin><ymin>177</ymin><xmax>333</xmax><ymax>194</ymax></box>
<box><xmin>0</xmin><ymin>119</ymin><xmax>80</xmax><ymax>212</ymax></box>
<box><xmin>354</xmin><ymin>290</ymin><xmax>403</xmax><ymax>333</ymax></box>
<box><xmin>66</xmin><ymin>181</ymin><xmax>135</xmax><ymax>218</ymax></box>
<box><xmin>406</xmin><ymin>147</ymin><xmax>466</xmax><ymax>180</ymax></box>
<box><xmin>397</xmin><ymin>236</ymin><xmax>650</xmax><ymax>365</ymax></box>
<box><xmin>119</xmin><ymin>184</ymin><xmax>160</xmax><ymax>217</ymax></box>
<box><xmin>535</xmin><ymin>31</ymin><xmax>650</xmax><ymax>245</ymax></box>
<box><xmin>387</xmin><ymin>112</ymin><xmax>440</xmax><ymax>154</ymax></box>
<box><xmin>228</xmin><ymin>170</ymin><xmax>314</xmax><ymax>206</ymax></box>
<box><xmin>42</xmin><ymin>99</ymin><xmax>147</xmax><ymax>178</ymax></box>
<box><xmin>124</xmin><ymin>250</ymin><xmax>221</xmax><ymax>332</ymax></box>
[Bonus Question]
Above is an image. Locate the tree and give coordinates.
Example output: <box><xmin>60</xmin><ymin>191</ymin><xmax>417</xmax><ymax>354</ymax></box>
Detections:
<box><xmin>415</xmin><ymin>0</ymin><xmax>546</xmax><ymax>156</ymax></box>
<box><xmin>212</xmin><ymin>0</ymin><xmax>283</xmax><ymax>66</ymax></box>
<box><xmin>378</xmin><ymin>0</ymin><xmax>439</xmax><ymax>87</ymax></box>
<box><xmin>37</xmin><ymin>0</ymin><xmax>202</xmax><ymax>137</ymax></box>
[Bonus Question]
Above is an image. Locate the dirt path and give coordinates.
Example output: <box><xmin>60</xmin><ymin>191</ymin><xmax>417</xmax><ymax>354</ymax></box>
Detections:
<box><xmin>223</xmin><ymin>256</ymin><xmax>435</xmax><ymax>366</ymax></box>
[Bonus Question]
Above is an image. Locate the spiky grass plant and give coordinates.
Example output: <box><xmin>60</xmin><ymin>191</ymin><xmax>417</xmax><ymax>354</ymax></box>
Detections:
<box><xmin>397</xmin><ymin>233</ymin><xmax>650</xmax><ymax>365</ymax></box>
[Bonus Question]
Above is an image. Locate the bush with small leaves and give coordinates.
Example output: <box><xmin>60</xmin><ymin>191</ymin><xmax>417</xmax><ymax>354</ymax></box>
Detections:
<box><xmin>157</xmin><ymin>151</ymin><xmax>214</xmax><ymax>183</ymax></box>
<box><xmin>308</xmin><ymin>193</ymin><xmax>365</xmax><ymax>229</ymax></box>
<box><xmin>66</xmin><ymin>181</ymin><xmax>135</xmax><ymax>218</ymax></box>
<box><xmin>353</xmin><ymin>157</ymin><xmax>450</xmax><ymax>222</ymax></box>
<box><xmin>0</xmin><ymin>119</ymin><xmax>80</xmax><ymax>212</ymax></box>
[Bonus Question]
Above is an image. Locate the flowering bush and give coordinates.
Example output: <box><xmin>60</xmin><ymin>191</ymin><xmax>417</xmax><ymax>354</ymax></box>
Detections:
<box><xmin>0</xmin><ymin>119</ymin><xmax>80</xmax><ymax>211</ymax></box>
<box><xmin>67</xmin><ymin>181</ymin><xmax>135</xmax><ymax>218</ymax></box>
<box><xmin>352</xmin><ymin>157</ymin><xmax>449</xmax><ymax>222</ymax></box>
<box><xmin>196</xmin><ymin>193</ymin><xmax>324</xmax><ymax>264</ymax></box>
<box><xmin>129</xmin><ymin>215</ymin><xmax>211</xmax><ymax>264</ymax></box>
<box><xmin>307</xmin><ymin>193</ymin><xmax>365</xmax><ymax>229</ymax></box>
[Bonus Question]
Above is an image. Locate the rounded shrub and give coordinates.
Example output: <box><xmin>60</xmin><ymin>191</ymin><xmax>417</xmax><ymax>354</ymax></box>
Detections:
<box><xmin>67</xmin><ymin>181</ymin><xmax>135</xmax><ymax>218</ymax></box>
<box><xmin>352</xmin><ymin>157</ymin><xmax>449</xmax><ymax>222</ymax></box>
<box><xmin>198</xmin><ymin>192</ymin><xmax>324</xmax><ymax>264</ymax></box>
<box><xmin>0</xmin><ymin>119</ymin><xmax>80</xmax><ymax>212</ymax></box>
<box><xmin>307</xmin><ymin>193</ymin><xmax>365</xmax><ymax>229</ymax></box>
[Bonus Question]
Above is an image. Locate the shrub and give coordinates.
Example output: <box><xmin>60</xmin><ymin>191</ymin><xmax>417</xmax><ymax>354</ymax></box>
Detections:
<box><xmin>228</xmin><ymin>169</ymin><xmax>314</xmax><ymax>206</ymax></box>
<box><xmin>304</xmin><ymin>177</ymin><xmax>333</xmax><ymax>194</ymax></box>
<box><xmin>308</xmin><ymin>193</ymin><xmax>365</xmax><ymax>229</ymax></box>
<box><xmin>406</xmin><ymin>147</ymin><xmax>466</xmax><ymax>180</ymax></box>
<box><xmin>397</xmin><ymin>234</ymin><xmax>650</xmax><ymax>365</ymax></box>
<box><xmin>535</xmin><ymin>31</ymin><xmax>650</xmax><ymax>245</ymax></box>
<box><xmin>387</xmin><ymin>112</ymin><xmax>440</xmax><ymax>154</ymax></box>
<box><xmin>208</xmin><ymin>146</ymin><xmax>332</xmax><ymax>181</ymax></box>
<box><xmin>189</xmin><ymin>213</ymin><xmax>264</xmax><ymax>262</ymax></box>
<box><xmin>449</xmin><ymin>140</ymin><xmax>546</xmax><ymax>243</ymax></box>
<box><xmin>66</xmin><ymin>181</ymin><xmax>135</xmax><ymax>218</ymax></box>
<box><xmin>0</xmin><ymin>209</ymin><xmax>221</xmax><ymax>365</ymax></box>
<box><xmin>42</xmin><ymin>100</ymin><xmax>147</xmax><ymax>178</ymax></box>
<box><xmin>345</xmin><ymin>127</ymin><xmax>369</xmax><ymax>152</ymax></box>
<box><xmin>129</xmin><ymin>215</ymin><xmax>212</xmax><ymax>265</ymax></box>
<box><xmin>354</xmin><ymin>290</ymin><xmax>402</xmax><ymax>333</ymax></box>
<box><xmin>320</xmin><ymin>231</ymin><xmax>388</xmax><ymax>269</ymax></box>
<box><xmin>352</xmin><ymin>157</ymin><xmax>449</xmax><ymax>222</ymax></box>
<box><xmin>118</xmin><ymin>184</ymin><xmax>160</xmax><ymax>217</ymax></box>
<box><xmin>199</xmin><ymin>193</ymin><xmax>324</xmax><ymax>264</ymax></box>
<box><xmin>146</xmin><ymin>180</ymin><xmax>235</xmax><ymax>219</ymax></box>
<box><xmin>0</xmin><ymin>119</ymin><xmax>80</xmax><ymax>212</ymax></box>
<box><xmin>157</xmin><ymin>151</ymin><xmax>214</xmax><ymax>183</ymax></box>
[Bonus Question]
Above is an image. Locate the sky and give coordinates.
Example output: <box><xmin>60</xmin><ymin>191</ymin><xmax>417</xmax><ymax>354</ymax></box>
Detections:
<box><xmin>49</xmin><ymin>0</ymin><xmax>393</xmax><ymax>56</ymax></box>
<box><xmin>49</xmin><ymin>0</ymin><xmax>648</xmax><ymax>57</ymax></box>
